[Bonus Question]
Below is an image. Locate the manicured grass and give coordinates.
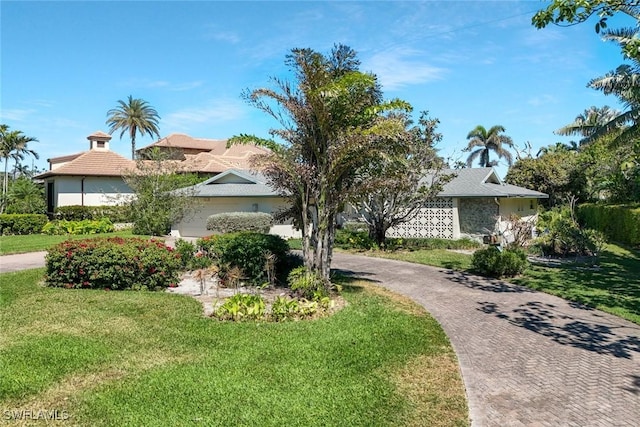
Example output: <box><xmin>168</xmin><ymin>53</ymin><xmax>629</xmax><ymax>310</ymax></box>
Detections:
<box><xmin>372</xmin><ymin>249</ymin><xmax>473</xmax><ymax>271</ymax></box>
<box><xmin>0</xmin><ymin>269</ymin><xmax>468</xmax><ymax>426</ymax></box>
<box><xmin>0</xmin><ymin>230</ymin><xmax>148</xmax><ymax>255</ymax></box>
<box><xmin>512</xmin><ymin>244</ymin><xmax>640</xmax><ymax>325</ymax></box>
<box><xmin>367</xmin><ymin>243</ymin><xmax>640</xmax><ymax>325</ymax></box>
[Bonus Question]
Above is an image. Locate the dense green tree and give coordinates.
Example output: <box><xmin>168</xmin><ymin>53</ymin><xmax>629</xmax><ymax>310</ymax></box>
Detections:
<box><xmin>350</xmin><ymin>111</ymin><xmax>450</xmax><ymax>246</ymax></box>
<box><xmin>231</xmin><ymin>45</ymin><xmax>410</xmax><ymax>283</ymax></box>
<box><xmin>505</xmin><ymin>149</ymin><xmax>587</xmax><ymax>207</ymax></box>
<box><xmin>122</xmin><ymin>148</ymin><xmax>200</xmax><ymax>236</ymax></box>
<box><xmin>0</xmin><ymin>125</ymin><xmax>39</xmax><ymax>213</ymax></box>
<box><xmin>106</xmin><ymin>95</ymin><xmax>161</xmax><ymax>160</ymax></box>
<box><xmin>464</xmin><ymin>125</ymin><xmax>515</xmax><ymax>167</ymax></box>
<box><xmin>5</xmin><ymin>177</ymin><xmax>46</xmax><ymax>214</ymax></box>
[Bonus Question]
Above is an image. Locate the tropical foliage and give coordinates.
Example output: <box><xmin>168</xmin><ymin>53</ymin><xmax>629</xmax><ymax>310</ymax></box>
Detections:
<box><xmin>0</xmin><ymin>125</ymin><xmax>39</xmax><ymax>213</ymax></box>
<box><xmin>230</xmin><ymin>44</ymin><xmax>412</xmax><ymax>284</ymax></box>
<box><xmin>106</xmin><ymin>95</ymin><xmax>161</xmax><ymax>159</ymax></box>
<box><xmin>464</xmin><ymin>124</ymin><xmax>515</xmax><ymax>167</ymax></box>
<box><xmin>350</xmin><ymin>111</ymin><xmax>451</xmax><ymax>246</ymax></box>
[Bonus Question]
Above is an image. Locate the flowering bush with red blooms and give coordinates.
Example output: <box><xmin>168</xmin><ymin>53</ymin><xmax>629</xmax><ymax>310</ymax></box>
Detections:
<box><xmin>45</xmin><ymin>237</ymin><xmax>182</xmax><ymax>291</ymax></box>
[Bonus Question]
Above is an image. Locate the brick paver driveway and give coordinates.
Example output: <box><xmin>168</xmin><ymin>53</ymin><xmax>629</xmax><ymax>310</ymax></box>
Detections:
<box><xmin>331</xmin><ymin>252</ymin><xmax>640</xmax><ymax>427</ymax></box>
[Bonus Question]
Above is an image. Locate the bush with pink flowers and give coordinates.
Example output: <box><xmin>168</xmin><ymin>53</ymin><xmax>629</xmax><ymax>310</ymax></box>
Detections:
<box><xmin>45</xmin><ymin>237</ymin><xmax>182</xmax><ymax>291</ymax></box>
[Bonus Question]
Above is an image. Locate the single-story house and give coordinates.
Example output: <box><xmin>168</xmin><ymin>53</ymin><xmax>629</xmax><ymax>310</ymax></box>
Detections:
<box><xmin>385</xmin><ymin>167</ymin><xmax>548</xmax><ymax>240</ymax></box>
<box><xmin>172</xmin><ymin>167</ymin><xmax>547</xmax><ymax>241</ymax></box>
<box><xmin>170</xmin><ymin>169</ymin><xmax>299</xmax><ymax>239</ymax></box>
<box><xmin>35</xmin><ymin>132</ymin><xmax>270</xmax><ymax>213</ymax></box>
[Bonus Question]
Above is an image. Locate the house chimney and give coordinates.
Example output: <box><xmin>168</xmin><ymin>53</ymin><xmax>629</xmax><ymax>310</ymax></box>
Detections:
<box><xmin>87</xmin><ymin>131</ymin><xmax>112</xmax><ymax>151</ymax></box>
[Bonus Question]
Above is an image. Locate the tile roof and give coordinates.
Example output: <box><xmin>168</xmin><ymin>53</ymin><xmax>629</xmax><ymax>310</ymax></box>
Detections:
<box><xmin>423</xmin><ymin>167</ymin><xmax>548</xmax><ymax>198</ymax></box>
<box><xmin>36</xmin><ymin>150</ymin><xmax>135</xmax><ymax>178</ymax></box>
<box><xmin>138</xmin><ymin>133</ymin><xmax>231</xmax><ymax>152</ymax></box>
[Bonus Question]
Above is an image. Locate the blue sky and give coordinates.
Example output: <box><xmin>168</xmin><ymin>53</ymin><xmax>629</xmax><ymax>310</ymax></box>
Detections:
<box><xmin>1</xmin><ymin>1</ymin><xmax>633</xmax><ymax>177</ymax></box>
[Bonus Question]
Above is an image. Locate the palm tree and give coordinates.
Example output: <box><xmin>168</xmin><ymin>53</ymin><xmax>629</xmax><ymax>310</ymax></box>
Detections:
<box><xmin>555</xmin><ymin>106</ymin><xmax>620</xmax><ymax>144</ymax></box>
<box><xmin>0</xmin><ymin>125</ymin><xmax>39</xmax><ymax>212</ymax></box>
<box><xmin>464</xmin><ymin>125</ymin><xmax>515</xmax><ymax>167</ymax></box>
<box><xmin>106</xmin><ymin>95</ymin><xmax>161</xmax><ymax>159</ymax></box>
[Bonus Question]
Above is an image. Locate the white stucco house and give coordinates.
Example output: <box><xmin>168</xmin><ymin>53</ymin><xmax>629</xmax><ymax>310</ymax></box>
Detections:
<box><xmin>35</xmin><ymin>132</ymin><xmax>271</xmax><ymax>214</ymax></box>
<box><xmin>170</xmin><ymin>169</ymin><xmax>299</xmax><ymax>239</ymax></box>
<box><xmin>35</xmin><ymin>132</ymin><xmax>136</xmax><ymax>212</ymax></box>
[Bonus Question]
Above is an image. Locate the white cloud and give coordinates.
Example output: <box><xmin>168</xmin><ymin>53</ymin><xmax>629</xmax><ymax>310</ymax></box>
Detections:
<box><xmin>363</xmin><ymin>48</ymin><xmax>447</xmax><ymax>90</ymax></box>
<box><xmin>162</xmin><ymin>99</ymin><xmax>246</xmax><ymax>131</ymax></box>
<box><xmin>528</xmin><ymin>94</ymin><xmax>558</xmax><ymax>107</ymax></box>
<box><xmin>119</xmin><ymin>79</ymin><xmax>204</xmax><ymax>91</ymax></box>
<box><xmin>0</xmin><ymin>108</ymin><xmax>37</xmax><ymax>122</ymax></box>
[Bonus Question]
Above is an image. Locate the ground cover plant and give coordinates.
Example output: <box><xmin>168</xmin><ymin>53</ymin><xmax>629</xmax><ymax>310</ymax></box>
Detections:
<box><xmin>0</xmin><ymin>230</ymin><xmax>146</xmax><ymax>255</ymax></box>
<box><xmin>0</xmin><ymin>269</ymin><xmax>468</xmax><ymax>427</ymax></box>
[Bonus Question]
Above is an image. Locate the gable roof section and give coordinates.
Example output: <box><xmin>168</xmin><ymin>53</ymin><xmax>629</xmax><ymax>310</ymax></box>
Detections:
<box><xmin>177</xmin><ymin>169</ymin><xmax>279</xmax><ymax>197</ymax></box>
<box><xmin>138</xmin><ymin>133</ymin><xmax>228</xmax><ymax>152</ymax></box>
<box><xmin>36</xmin><ymin>150</ymin><xmax>135</xmax><ymax>178</ymax></box>
<box><xmin>424</xmin><ymin>167</ymin><xmax>548</xmax><ymax>198</ymax></box>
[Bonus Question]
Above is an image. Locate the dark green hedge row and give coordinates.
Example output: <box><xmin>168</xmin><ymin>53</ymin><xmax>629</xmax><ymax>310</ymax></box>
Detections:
<box><xmin>577</xmin><ymin>203</ymin><xmax>640</xmax><ymax>246</ymax></box>
<box><xmin>45</xmin><ymin>237</ymin><xmax>182</xmax><ymax>290</ymax></box>
<box><xmin>0</xmin><ymin>214</ymin><xmax>48</xmax><ymax>235</ymax></box>
<box><xmin>54</xmin><ymin>205</ymin><xmax>131</xmax><ymax>222</ymax></box>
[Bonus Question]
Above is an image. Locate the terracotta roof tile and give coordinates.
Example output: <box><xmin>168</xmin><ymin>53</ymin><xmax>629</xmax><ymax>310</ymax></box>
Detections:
<box><xmin>36</xmin><ymin>150</ymin><xmax>135</xmax><ymax>178</ymax></box>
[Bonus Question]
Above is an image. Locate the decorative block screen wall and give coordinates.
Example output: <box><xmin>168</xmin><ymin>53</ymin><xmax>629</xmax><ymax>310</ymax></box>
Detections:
<box><xmin>387</xmin><ymin>197</ymin><xmax>454</xmax><ymax>239</ymax></box>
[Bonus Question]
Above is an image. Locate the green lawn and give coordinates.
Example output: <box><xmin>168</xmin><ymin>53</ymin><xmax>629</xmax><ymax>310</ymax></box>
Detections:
<box><xmin>0</xmin><ymin>230</ymin><xmax>148</xmax><ymax>255</ymax></box>
<box><xmin>0</xmin><ymin>269</ymin><xmax>468</xmax><ymax>427</ymax></box>
<box><xmin>512</xmin><ymin>244</ymin><xmax>640</xmax><ymax>324</ymax></box>
<box><xmin>367</xmin><ymin>243</ymin><xmax>640</xmax><ymax>325</ymax></box>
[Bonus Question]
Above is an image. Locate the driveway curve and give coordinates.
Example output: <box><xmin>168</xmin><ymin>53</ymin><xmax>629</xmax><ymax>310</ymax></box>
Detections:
<box><xmin>2</xmin><ymin>250</ymin><xmax>639</xmax><ymax>425</ymax></box>
<box><xmin>331</xmin><ymin>252</ymin><xmax>640</xmax><ymax>427</ymax></box>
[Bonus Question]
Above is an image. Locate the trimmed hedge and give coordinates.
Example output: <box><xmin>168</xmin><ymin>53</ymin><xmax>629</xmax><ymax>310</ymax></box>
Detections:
<box><xmin>0</xmin><ymin>214</ymin><xmax>48</xmax><ymax>235</ymax></box>
<box><xmin>45</xmin><ymin>237</ymin><xmax>182</xmax><ymax>290</ymax></box>
<box><xmin>206</xmin><ymin>212</ymin><xmax>274</xmax><ymax>234</ymax></box>
<box><xmin>197</xmin><ymin>232</ymin><xmax>289</xmax><ymax>285</ymax></box>
<box><xmin>471</xmin><ymin>246</ymin><xmax>528</xmax><ymax>278</ymax></box>
<box><xmin>42</xmin><ymin>218</ymin><xmax>115</xmax><ymax>235</ymax></box>
<box><xmin>577</xmin><ymin>203</ymin><xmax>640</xmax><ymax>246</ymax></box>
<box><xmin>54</xmin><ymin>205</ymin><xmax>131</xmax><ymax>223</ymax></box>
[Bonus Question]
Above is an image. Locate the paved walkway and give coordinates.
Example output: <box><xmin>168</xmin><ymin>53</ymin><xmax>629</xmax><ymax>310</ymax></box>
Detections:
<box><xmin>2</xmin><ymin>249</ymin><xmax>639</xmax><ymax>425</ymax></box>
<box><xmin>331</xmin><ymin>252</ymin><xmax>640</xmax><ymax>427</ymax></box>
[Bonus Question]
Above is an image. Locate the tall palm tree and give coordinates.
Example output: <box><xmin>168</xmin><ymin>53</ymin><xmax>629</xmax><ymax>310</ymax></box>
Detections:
<box><xmin>0</xmin><ymin>125</ymin><xmax>39</xmax><ymax>212</ymax></box>
<box><xmin>464</xmin><ymin>124</ymin><xmax>515</xmax><ymax>167</ymax></box>
<box><xmin>555</xmin><ymin>106</ymin><xmax>620</xmax><ymax>144</ymax></box>
<box><xmin>106</xmin><ymin>95</ymin><xmax>161</xmax><ymax>159</ymax></box>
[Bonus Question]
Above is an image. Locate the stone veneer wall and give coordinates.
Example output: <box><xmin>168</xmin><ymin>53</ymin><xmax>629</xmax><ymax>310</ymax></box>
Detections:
<box><xmin>458</xmin><ymin>198</ymin><xmax>499</xmax><ymax>236</ymax></box>
<box><xmin>387</xmin><ymin>197</ymin><xmax>454</xmax><ymax>239</ymax></box>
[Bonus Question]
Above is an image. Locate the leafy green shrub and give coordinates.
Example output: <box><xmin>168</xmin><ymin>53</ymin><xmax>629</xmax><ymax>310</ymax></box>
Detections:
<box><xmin>54</xmin><ymin>205</ymin><xmax>131</xmax><ymax>222</ymax></box>
<box><xmin>577</xmin><ymin>203</ymin><xmax>640</xmax><ymax>246</ymax></box>
<box><xmin>45</xmin><ymin>237</ymin><xmax>182</xmax><ymax>290</ymax></box>
<box><xmin>206</xmin><ymin>212</ymin><xmax>274</xmax><ymax>234</ymax></box>
<box><xmin>0</xmin><ymin>214</ymin><xmax>48</xmax><ymax>235</ymax></box>
<box><xmin>287</xmin><ymin>266</ymin><xmax>327</xmax><ymax>299</ymax></box>
<box><xmin>198</xmin><ymin>232</ymin><xmax>290</xmax><ymax>286</ymax></box>
<box><xmin>471</xmin><ymin>246</ymin><xmax>528</xmax><ymax>278</ymax></box>
<box><xmin>42</xmin><ymin>218</ymin><xmax>115</xmax><ymax>235</ymax></box>
<box><xmin>535</xmin><ymin>207</ymin><xmax>608</xmax><ymax>256</ymax></box>
<box><xmin>174</xmin><ymin>239</ymin><xmax>213</xmax><ymax>270</ymax></box>
<box><xmin>334</xmin><ymin>229</ymin><xmax>375</xmax><ymax>250</ymax></box>
<box><xmin>214</xmin><ymin>293</ymin><xmax>266</xmax><ymax>321</ymax></box>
